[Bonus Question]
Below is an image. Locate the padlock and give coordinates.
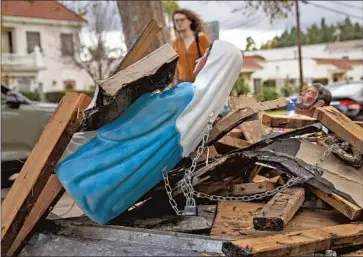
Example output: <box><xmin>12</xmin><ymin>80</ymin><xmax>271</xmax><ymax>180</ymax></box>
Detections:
<box><xmin>183</xmin><ymin>205</ymin><xmax>198</xmax><ymax>216</ymax></box>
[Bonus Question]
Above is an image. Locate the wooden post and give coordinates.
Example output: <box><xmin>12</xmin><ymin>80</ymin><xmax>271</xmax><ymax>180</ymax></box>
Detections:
<box><xmin>207</xmin><ymin>98</ymin><xmax>289</xmax><ymax>145</ymax></box>
<box><xmin>262</xmin><ymin>113</ymin><xmax>317</xmax><ymax>128</ymax></box>
<box><xmin>253</xmin><ymin>187</ymin><xmax>305</xmax><ymax>231</ymax></box>
<box><xmin>307</xmin><ymin>185</ymin><xmax>361</xmax><ymax>220</ymax></box>
<box><xmin>233</xmin><ymin>181</ymin><xmax>276</xmax><ymax>196</ymax></box>
<box><xmin>314</xmin><ymin>106</ymin><xmax>363</xmax><ymax>153</ymax></box>
<box><xmin>295</xmin><ymin>0</ymin><xmax>304</xmax><ymax>92</ymax></box>
<box><xmin>223</xmin><ymin>223</ymin><xmax>363</xmax><ymax>257</ymax></box>
<box><xmin>6</xmin><ymin>175</ymin><xmax>64</xmax><ymax>256</ymax></box>
<box><xmin>1</xmin><ymin>93</ymin><xmax>91</xmax><ymax>255</ymax></box>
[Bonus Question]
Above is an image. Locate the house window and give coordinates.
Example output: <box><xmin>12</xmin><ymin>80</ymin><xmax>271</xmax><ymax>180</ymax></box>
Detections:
<box><xmin>63</xmin><ymin>80</ymin><xmax>76</xmax><ymax>90</ymax></box>
<box><xmin>60</xmin><ymin>33</ymin><xmax>74</xmax><ymax>56</ymax></box>
<box><xmin>26</xmin><ymin>31</ymin><xmax>41</xmax><ymax>53</ymax></box>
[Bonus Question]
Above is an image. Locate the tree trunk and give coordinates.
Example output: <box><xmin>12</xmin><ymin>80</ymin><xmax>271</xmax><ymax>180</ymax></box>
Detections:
<box><xmin>116</xmin><ymin>1</ymin><xmax>170</xmax><ymax>54</ymax></box>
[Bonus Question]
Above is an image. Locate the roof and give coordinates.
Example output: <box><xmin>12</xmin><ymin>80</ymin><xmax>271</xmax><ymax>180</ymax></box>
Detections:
<box><xmin>242</xmin><ymin>55</ymin><xmax>264</xmax><ymax>70</ymax></box>
<box><xmin>325</xmin><ymin>40</ymin><xmax>363</xmax><ymax>51</ymax></box>
<box><xmin>1</xmin><ymin>1</ymin><xmax>87</xmax><ymax>23</ymax></box>
<box><xmin>313</xmin><ymin>58</ymin><xmax>363</xmax><ymax>70</ymax></box>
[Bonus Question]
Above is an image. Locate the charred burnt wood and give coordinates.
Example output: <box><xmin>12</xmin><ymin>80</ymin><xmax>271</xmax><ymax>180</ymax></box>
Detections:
<box><xmin>80</xmin><ymin>59</ymin><xmax>177</xmax><ymax>131</ymax></box>
<box><xmin>244</xmin><ymin>149</ymin><xmax>358</xmax><ymax>206</ymax></box>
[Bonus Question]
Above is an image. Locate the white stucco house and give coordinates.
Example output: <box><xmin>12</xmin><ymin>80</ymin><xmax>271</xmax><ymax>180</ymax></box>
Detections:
<box><xmin>1</xmin><ymin>0</ymin><xmax>94</xmax><ymax>92</ymax></box>
<box><xmin>241</xmin><ymin>40</ymin><xmax>363</xmax><ymax>94</ymax></box>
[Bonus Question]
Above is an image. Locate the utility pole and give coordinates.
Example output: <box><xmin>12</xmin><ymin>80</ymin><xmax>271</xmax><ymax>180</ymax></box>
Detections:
<box><xmin>295</xmin><ymin>0</ymin><xmax>304</xmax><ymax>92</ymax></box>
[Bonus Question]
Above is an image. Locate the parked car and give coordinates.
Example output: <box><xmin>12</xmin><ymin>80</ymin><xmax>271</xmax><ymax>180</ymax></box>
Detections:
<box><xmin>1</xmin><ymin>84</ymin><xmax>57</xmax><ymax>188</ymax></box>
<box><xmin>326</xmin><ymin>80</ymin><xmax>363</xmax><ymax>121</ymax></box>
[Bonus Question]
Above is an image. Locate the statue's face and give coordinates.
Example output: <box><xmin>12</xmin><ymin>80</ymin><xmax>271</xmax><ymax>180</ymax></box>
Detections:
<box><xmin>294</xmin><ymin>86</ymin><xmax>325</xmax><ymax>116</ymax></box>
<box><xmin>296</xmin><ymin>86</ymin><xmax>320</xmax><ymax>110</ymax></box>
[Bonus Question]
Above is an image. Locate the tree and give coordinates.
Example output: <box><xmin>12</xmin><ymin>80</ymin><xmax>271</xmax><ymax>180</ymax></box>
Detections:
<box><xmin>340</xmin><ymin>17</ymin><xmax>354</xmax><ymax>41</ymax></box>
<box><xmin>259</xmin><ymin>17</ymin><xmax>363</xmax><ymax>49</ymax></box>
<box><xmin>162</xmin><ymin>1</ymin><xmax>180</xmax><ymax>36</ymax></box>
<box><xmin>306</xmin><ymin>23</ymin><xmax>320</xmax><ymax>44</ymax></box>
<box><xmin>245</xmin><ymin>36</ymin><xmax>257</xmax><ymax>51</ymax></box>
<box><xmin>116</xmin><ymin>1</ymin><xmax>170</xmax><ymax>54</ymax></box>
<box><xmin>162</xmin><ymin>1</ymin><xmax>179</xmax><ymax>26</ymax></box>
<box><xmin>59</xmin><ymin>1</ymin><xmax>123</xmax><ymax>84</ymax></box>
<box><xmin>238</xmin><ymin>1</ymin><xmax>295</xmax><ymax>23</ymax></box>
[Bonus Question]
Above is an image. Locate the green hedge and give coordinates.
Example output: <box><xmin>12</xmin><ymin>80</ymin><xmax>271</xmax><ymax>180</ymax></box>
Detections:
<box><xmin>230</xmin><ymin>78</ymin><xmax>250</xmax><ymax>96</ymax></box>
<box><xmin>19</xmin><ymin>90</ymin><xmax>41</xmax><ymax>101</ymax></box>
<box><xmin>45</xmin><ymin>90</ymin><xmax>95</xmax><ymax>103</ymax></box>
<box><xmin>262</xmin><ymin>79</ymin><xmax>277</xmax><ymax>87</ymax></box>
<box><xmin>312</xmin><ymin>78</ymin><xmax>329</xmax><ymax>85</ymax></box>
<box><xmin>256</xmin><ymin>86</ymin><xmax>281</xmax><ymax>102</ymax></box>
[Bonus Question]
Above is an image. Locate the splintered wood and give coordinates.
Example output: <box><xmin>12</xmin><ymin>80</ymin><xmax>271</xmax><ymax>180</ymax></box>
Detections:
<box><xmin>215</xmin><ymin>135</ymin><xmax>251</xmax><ymax>153</ymax></box>
<box><xmin>222</xmin><ymin>223</ymin><xmax>363</xmax><ymax>257</ymax></box>
<box><xmin>207</xmin><ymin>98</ymin><xmax>289</xmax><ymax>145</ymax></box>
<box><xmin>112</xmin><ymin>19</ymin><xmax>162</xmax><ymax>73</ymax></box>
<box><xmin>253</xmin><ymin>187</ymin><xmax>305</xmax><ymax>231</ymax></box>
<box><xmin>262</xmin><ymin>113</ymin><xmax>317</xmax><ymax>128</ymax></box>
<box><xmin>210</xmin><ymin>201</ymin><xmax>348</xmax><ymax>241</ymax></box>
<box><xmin>1</xmin><ymin>93</ymin><xmax>91</xmax><ymax>255</ymax></box>
<box><xmin>100</xmin><ymin>43</ymin><xmax>178</xmax><ymax>95</ymax></box>
<box><xmin>314</xmin><ymin>106</ymin><xmax>363</xmax><ymax>153</ymax></box>
<box><xmin>307</xmin><ymin>185</ymin><xmax>361</xmax><ymax>220</ymax></box>
<box><xmin>6</xmin><ymin>175</ymin><xmax>64</xmax><ymax>256</ymax></box>
<box><xmin>233</xmin><ymin>181</ymin><xmax>276</xmax><ymax>196</ymax></box>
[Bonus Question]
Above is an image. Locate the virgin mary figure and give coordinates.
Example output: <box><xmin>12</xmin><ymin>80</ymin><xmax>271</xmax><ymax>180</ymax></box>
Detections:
<box><xmin>56</xmin><ymin>40</ymin><xmax>243</xmax><ymax>224</ymax></box>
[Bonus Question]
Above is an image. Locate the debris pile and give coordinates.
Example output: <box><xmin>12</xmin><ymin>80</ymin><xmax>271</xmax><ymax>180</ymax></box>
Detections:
<box><xmin>2</xmin><ymin>20</ymin><xmax>363</xmax><ymax>257</ymax></box>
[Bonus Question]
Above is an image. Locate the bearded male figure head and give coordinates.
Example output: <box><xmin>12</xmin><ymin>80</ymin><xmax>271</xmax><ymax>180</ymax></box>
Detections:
<box><xmin>294</xmin><ymin>83</ymin><xmax>332</xmax><ymax>117</ymax></box>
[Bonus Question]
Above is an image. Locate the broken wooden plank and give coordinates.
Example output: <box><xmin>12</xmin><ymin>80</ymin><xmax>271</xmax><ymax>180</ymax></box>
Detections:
<box><xmin>210</xmin><ymin>202</ymin><xmax>263</xmax><ymax>238</ymax></box>
<box><xmin>210</xmin><ymin>201</ymin><xmax>348</xmax><ymax>241</ymax></box>
<box><xmin>253</xmin><ymin>175</ymin><xmax>284</xmax><ymax>185</ymax></box>
<box><xmin>228</xmin><ymin>128</ymin><xmax>243</xmax><ymax>139</ymax></box>
<box><xmin>233</xmin><ymin>181</ymin><xmax>276</xmax><ymax>196</ymax></box>
<box><xmin>1</xmin><ymin>93</ymin><xmax>91</xmax><ymax>255</ymax></box>
<box><xmin>222</xmin><ymin>223</ymin><xmax>363</xmax><ymax>257</ymax></box>
<box><xmin>247</xmin><ymin>166</ymin><xmax>262</xmax><ymax>182</ymax></box>
<box><xmin>83</xmin><ymin>44</ymin><xmax>178</xmax><ymax>131</ymax></box>
<box><xmin>263</xmin><ymin>112</ymin><xmax>363</xmax><ymax>129</ymax></box>
<box><xmin>207</xmin><ymin>98</ymin><xmax>288</xmax><ymax>145</ymax></box>
<box><xmin>6</xmin><ymin>175</ymin><xmax>64</xmax><ymax>256</ymax></box>
<box><xmin>215</xmin><ymin>135</ymin><xmax>251</xmax><ymax>154</ymax></box>
<box><xmin>208</xmin><ymin>107</ymin><xmax>258</xmax><ymax>145</ymax></box>
<box><xmin>307</xmin><ymin>185</ymin><xmax>361</xmax><ymax>220</ymax></box>
<box><xmin>262</xmin><ymin>113</ymin><xmax>318</xmax><ymax>128</ymax></box>
<box><xmin>258</xmin><ymin>98</ymin><xmax>289</xmax><ymax>110</ymax></box>
<box><xmin>240</xmin><ymin>120</ymin><xmax>266</xmax><ymax>144</ymax></box>
<box><xmin>111</xmin><ymin>19</ymin><xmax>162</xmax><ymax>74</ymax></box>
<box><xmin>100</xmin><ymin>44</ymin><xmax>178</xmax><ymax>95</ymax></box>
<box><xmin>253</xmin><ymin>187</ymin><xmax>305</xmax><ymax>231</ymax></box>
<box><xmin>355</xmin><ymin>120</ymin><xmax>363</xmax><ymax>127</ymax></box>
<box><xmin>314</xmin><ymin>106</ymin><xmax>363</xmax><ymax>153</ymax></box>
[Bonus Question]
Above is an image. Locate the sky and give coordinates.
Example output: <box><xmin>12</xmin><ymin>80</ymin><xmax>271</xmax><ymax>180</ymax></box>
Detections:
<box><xmin>178</xmin><ymin>1</ymin><xmax>363</xmax><ymax>49</ymax></box>
<box><xmin>76</xmin><ymin>1</ymin><xmax>363</xmax><ymax>52</ymax></box>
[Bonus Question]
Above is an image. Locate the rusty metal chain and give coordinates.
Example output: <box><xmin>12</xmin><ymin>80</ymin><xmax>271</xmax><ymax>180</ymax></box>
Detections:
<box><xmin>315</xmin><ymin>143</ymin><xmax>341</xmax><ymax>167</ymax></box>
<box><xmin>162</xmin><ymin>112</ymin><xmax>307</xmax><ymax>216</ymax></box>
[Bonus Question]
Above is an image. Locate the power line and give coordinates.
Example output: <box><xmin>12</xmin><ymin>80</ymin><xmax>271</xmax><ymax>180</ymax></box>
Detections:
<box><xmin>302</xmin><ymin>1</ymin><xmax>363</xmax><ymax>21</ymax></box>
<box><xmin>330</xmin><ymin>1</ymin><xmax>363</xmax><ymax>11</ymax></box>
<box><xmin>223</xmin><ymin>15</ymin><xmax>266</xmax><ymax>30</ymax></box>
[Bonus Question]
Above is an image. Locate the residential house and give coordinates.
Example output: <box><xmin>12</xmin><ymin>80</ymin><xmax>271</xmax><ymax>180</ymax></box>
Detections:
<box><xmin>241</xmin><ymin>40</ymin><xmax>363</xmax><ymax>94</ymax></box>
<box><xmin>1</xmin><ymin>0</ymin><xmax>94</xmax><ymax>93</ymax></box>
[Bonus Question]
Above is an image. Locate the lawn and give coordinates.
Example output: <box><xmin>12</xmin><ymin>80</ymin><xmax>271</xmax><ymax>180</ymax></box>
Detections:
<box><xmin>266</xmin><ymin>109</ymin><xmax>287</xmax><ymax>116</ymax></box>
